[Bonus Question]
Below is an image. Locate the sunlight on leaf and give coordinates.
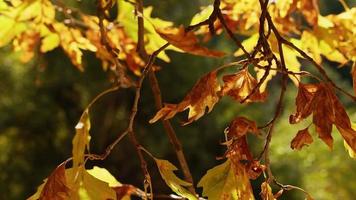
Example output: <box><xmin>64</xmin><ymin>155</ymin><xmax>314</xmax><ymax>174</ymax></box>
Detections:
<box><xmin>154</xmin><ymin>158</ymin><xmax>197</xmax><ymax>200</ymax></box>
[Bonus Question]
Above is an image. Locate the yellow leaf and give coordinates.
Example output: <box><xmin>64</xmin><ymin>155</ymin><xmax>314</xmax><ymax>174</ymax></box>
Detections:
<box><xmin>198</xmin><ymin>159</ymin><xmax>254</xmax><ymax>200</ymax></box>
<box><xmin>154</xmin><ymin>159</ymin><xmax>197</xmax><ymax>200</ymax></box>
<box><xmin>41</xmin><ymin>33</ymin><xmax>60</xmax><ymax>53</ymax></box>
<box><xmin>344</xmin><ymin>140</ymin><xmax>356</xmax><ymax>159</ymax></box>
<box><xmin>234</xmin><ymin>34</ymin><xmax>259</xmax><ymax>57</ymax></box>
<box><xmin>72</xmin><ymin>109</ymin><xmax>91</xmax><ymax>170</ymax></box>
<box><xmin>86</xmin><ymin>166</ymin><xmax>122</xmax><ymax>187</ymax></box>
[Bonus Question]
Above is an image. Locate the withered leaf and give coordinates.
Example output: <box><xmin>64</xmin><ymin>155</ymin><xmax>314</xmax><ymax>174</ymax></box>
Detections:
<box><xmin>290</xmin><ymin>128</ymin><xmax>313</xmax><ymax>150</ymax></box>
<box><xmin>155</xmin><ymin>25</ymin><xmax>225</xmax><ymax>57</ymax></box>
<box><xmin>39</xmin><ymin>164</ymin><xmax>71</xmax><ymax>200</ymax></box>
<box><xmin>150</xmin><ymin>71</ymin><xmax>221</xmax><ymax>125</ymax></box>
<box><xmin>221</xmin><ymin>68</ymin><xmax>267</xmax><ymax>103</ymax></box>
<box><xmin>260</xmin><ymin>182</ymin><xmax>276</xmax><ymax>200</ymax></box>
<box><xmin>290</xmin><ymin>83</ymin><xmax>356</xmax><ymax>152</ymax></box>
<box><xmin>227</xmin><ymin>117</ymin><xmax>259</xmax><ymax>139</ymax></box>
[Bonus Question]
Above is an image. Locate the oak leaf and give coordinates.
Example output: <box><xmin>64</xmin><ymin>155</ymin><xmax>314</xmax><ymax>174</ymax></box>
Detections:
<box><xmin>290</xmin><ymin>128</ymin><xmax>313</xmax><ymax>150</ymax></box>
<box><xmin>221</xmin><ymin>68</ymin><xmax>267</xmax><ymax>103</ymax></box>
<box><xmin>150</xmin><ymin>71</ymin><xmax>220</xmax><ymax>125</ymax></box>
<box><xmin>154</xmin><ymin>159</ymin><xmax>197</xmax><ymax>200</ymax></box>
<box><xmin>155</xmin><ymin>25</ymin><xmax>225</xmax><ymax>57</ymax></box>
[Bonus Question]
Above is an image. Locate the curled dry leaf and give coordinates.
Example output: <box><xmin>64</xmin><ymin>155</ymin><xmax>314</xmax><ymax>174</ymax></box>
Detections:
<box><xmin>290</xmin><ymin>128</ymin><xmax>313</xmax><ymax>150</ymax></box>
<box><xmin>150</xmin><ymin>71</ymin><xmax>220</xmax><ymax>125</ymax></box>
<box><xmin>221</xmin><ymin>68</ymin><xmax>267</xmax><ymax>103</ymax></box>
<box><xmin>290</xmin><ymin>83</ymin><xmax>356</xmax><ymax>152</ymax></box>
<box><xmin>155</xmin><ymin>25</ymin><xmax>225</xmax><ymax>57</ymax></box>
<box><xmin>260</xmin><ymin>182</ymin><xmax>276</xmax><ymax>200</ymax></box>
<box><xmin>225</xmin><ymin>117</ymin><xmax>264</xmax><ymax>180</ymax></box>
<box><xmin>227</xmin><ymin>117</ymin><xmax>259</xmax><ymax>139</ymax></box>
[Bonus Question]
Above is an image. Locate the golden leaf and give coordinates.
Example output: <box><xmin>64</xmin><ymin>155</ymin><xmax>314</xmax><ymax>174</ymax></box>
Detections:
<box><xmin>72</xmin><ymin>109</ymin><xmax>91</xmax><ymax>170</ymax></box>
<box><xmin>156</xmin><ymin>25</ymin><xmax>225</xmax><ymax>57</ymax></box>
<box><xmin>155</xmin><ymin>159</ymin><xmax>197</xmax><ymax>200</ymax></box>
<box><xmin>290</xmin><ymin>128</ymin><xmax>313</xmax><ymax>150</ymax></box>
<box><xmin>221</xmin><ymin>68</ymin><xmax>267</xmax><ymax>103</ymax></box>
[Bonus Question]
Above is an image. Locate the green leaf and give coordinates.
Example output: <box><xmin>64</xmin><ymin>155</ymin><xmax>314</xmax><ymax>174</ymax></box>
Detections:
<box><xmin>198</xmin><ymin>159</ymin><xmax>239</xmax><ymax>200</ymax></box>
<box><xmin>154</xmin><ymin>158</ymin><xmax>197</xmax><ymax>200</ymax></box>
<box><xmin>72</xmin><ymin>109</ymin><xmax>91</xmax><ymax>170</ymax></box>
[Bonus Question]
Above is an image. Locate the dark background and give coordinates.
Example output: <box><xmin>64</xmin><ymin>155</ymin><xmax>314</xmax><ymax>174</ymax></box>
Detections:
<box><xmin>0</xmin><ymin>0</ymin><xmax>355</xmax><ymax>199</ymax></box>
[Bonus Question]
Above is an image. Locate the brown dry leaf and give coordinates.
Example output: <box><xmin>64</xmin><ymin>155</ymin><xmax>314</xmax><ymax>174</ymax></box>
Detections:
<box><xmin>225</xmin><ymin>118</ymin><xmax>264</xmax><ymax>180</ymax></box>
<box><xmin>291</xmin><ymin>128</ymin><xmax>313</xmax><ymax>150</ymax></box>
<box><xmin>227</xmin><ymin>117</ymin><xmax>259</xmax><ymax>138</ymax></box>
<box><xmin>221</xmin><ymin>68</ymin><xmax>267</xmax><ymax>103</ymax></box>
<box><xmin>289</xmin><ymin>83</ymin><xmax>318</xmax><ymax>124</ymax></box>
<box><xmin>39</xmin><ymin>164</ymin><xmax>71</xmax><ymax>200</ymax></box>
<box><xmin>13</xmin><ymin>30</ymin><xmax>40</xmax><ymax>62</ymax></box>
<box><xmin>260</xmin><ymin>182</ymin><xmax>276</xmax><ymax>200</ymax></box>
<box><xmin>290</xmin><ymin>83</ymin><xmax>356</xmax><ymax>152</ymax></box>
<box><xmin>112</xmin><ymin>184</ymin><xmax>136</xmax><ymax>200</ymax></box>
<box><xmin>155</xmin><ymin>25</ymin><xmax>225</xmax><ymax>57</ymax></box>
<box><xmin>150</xmin><ymin>71</ymin><xmax>221</xmax><ymax>125</ymax></box>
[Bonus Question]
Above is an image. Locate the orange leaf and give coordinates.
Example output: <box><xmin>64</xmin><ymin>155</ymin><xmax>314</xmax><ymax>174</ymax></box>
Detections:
<box><xmin>221</xmin><ymin>68</ymin><xmax>267</xmax><ymax>103</ymax></box>
<box><xmin>150</xmin><ymin>71</ymin><xmax>221</xmax><ymax>125</ymax></box>
<box><xmin>289</xmin><ymin>83</ymin><xmax>318</xmax><ymax>124</ymax></box>
<box><xmin>227</xmin><ymin>117</ymin><xmax>259</xmax><ymax>138</ymax></box>
<box><xmin>155</xmin><ymin>25</ymin><xmax>225</xmax><ymax>57</ymax></box>
<box><xmin>39</xmin><ymin>164</ymin><xmax>71</xmax><ymax>200</ymax></box>
<box><xmin>290</xmin><ymin>128</ymin><xmax>313</xmax><ymax>150</ymax></box>
<box><xmin>260</xmin><ymin>182</ymin><xmax>276</xmax><ymax>200</ymax></box>
<box><xmin>299</xmin><ymin>0</ymin><xmax>319</xmax><ymax>26</ymax></box>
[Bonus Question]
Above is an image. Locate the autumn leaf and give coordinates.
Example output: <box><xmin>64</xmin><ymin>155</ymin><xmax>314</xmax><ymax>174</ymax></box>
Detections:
<box><xmin>72</xmin><ymin>109</ymin><xmax>91</xmax><ymax>170</ymax></box>
<box><xmin>344</xmin><ymin>140</ymin><xmax>356</xmax><ymax>159</ymax></box>
<box><xmin>298</xmin><ymin>0</ymin><xmax>319</xmax><ymax>26</ymax></box>
<box><xmin>154</xmin><ymin>158</ymin><xmax>197</xmax><ymax>200</ymax></box>
<box><xmin>155</xmin><ymin>25</ymin><xmax>225</xmax><ymax>57</ymax></box>
<box><xmin>290</xmin><ymin>83</ymin><xmax>356</xmax><ymax>152</ymax></box>
<box><xmin>223</xmin><ymin>117</ymin><xmax>264</xmax><ymax>180</ymax></box>
<box><xmin>198</xmin><ymin>159</ymin><xmax>255</xmax><ymax>200</ymax></box>
<box><xmin>221</xmin><ymin>68</ymin><xmax>267</xmax><ymax>103</ymax></box>
<box><xmin>27</xmin><ymin>164</ymin><xmax>71</xmax><ymax>200</ymax></box>
<box><xmin>260</xmin><ymin>182</ymin><xmax>276</xmax><ymax>200</ymax></box>
<box><xmin>290</xmin><ymin>128</ymin><xmax>313</xmax><ymax>150</ymax></box>
<box><xmin>150</xmin><ymin>71</ymin><xmax>221</xmax><ymax>125</ymax></box>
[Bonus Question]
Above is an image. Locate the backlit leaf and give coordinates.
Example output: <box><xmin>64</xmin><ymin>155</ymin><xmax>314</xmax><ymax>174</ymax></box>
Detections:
<box><xmin>221</xmin><ymin>68</ymin><xmax>267</xmax><ymax>103</ymax></box>
<box><xmin>72</xmin><ymin>109</ymin><xmax>91</xmax><ymax>170</ymax></box>
<box><xmin>290</xmin><ymin>128</ymin><xmax>313</xmax><ymax>150</ymax></box>
<box><xmin>154</xmin><ymin>158</ymin><xmax>197</xmax><ymax>200</ymax></box>
<box><xmin>150</xmin><ymin>71</ymin><xmax>221</xmax><ymax>125</ymax></box>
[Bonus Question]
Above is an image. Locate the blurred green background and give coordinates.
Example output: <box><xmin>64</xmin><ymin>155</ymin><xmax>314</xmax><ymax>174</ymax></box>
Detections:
<box><xmin>0</xmin><ymin>0</ymin><xmax>355</xmax><ymax>199</ymax></box>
